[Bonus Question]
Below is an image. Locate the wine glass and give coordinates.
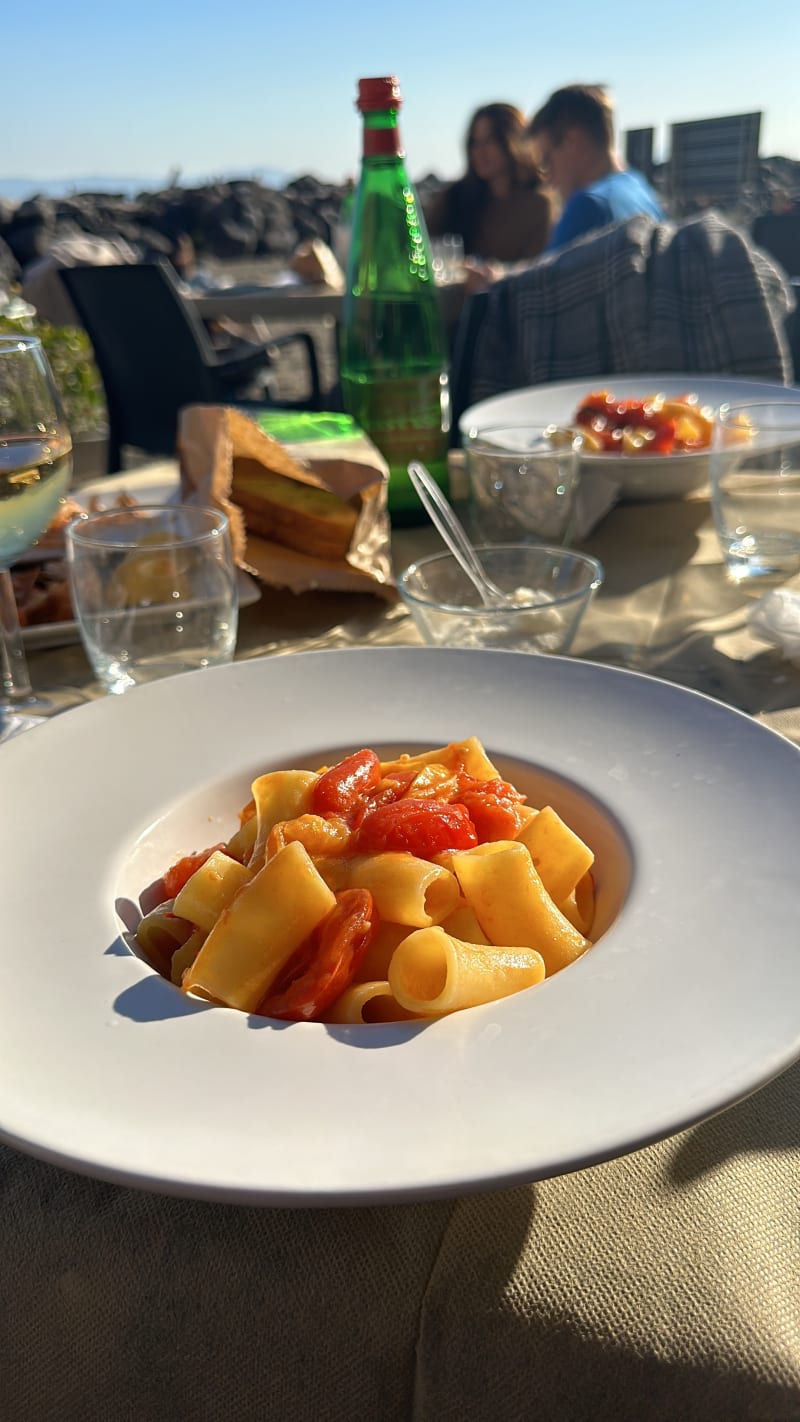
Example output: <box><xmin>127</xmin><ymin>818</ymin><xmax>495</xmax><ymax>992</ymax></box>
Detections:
<box><xmin>0</xmin><ymin>335</ymin><xmax>74</xmax><ymax>741</ymax></box>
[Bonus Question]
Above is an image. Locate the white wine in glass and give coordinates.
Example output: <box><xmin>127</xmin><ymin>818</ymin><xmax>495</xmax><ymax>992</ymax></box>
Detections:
<box><xmin>0</xmin><ymin>335</ymin><xmax>74</xmax><ymax>741</ymax></box>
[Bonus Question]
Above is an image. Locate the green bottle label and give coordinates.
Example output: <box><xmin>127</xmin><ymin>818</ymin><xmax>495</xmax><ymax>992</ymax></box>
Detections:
<box><xmin>340</xmin><ymin>372</ymin><xmax>448</xmax><ymax>470</ymax></box>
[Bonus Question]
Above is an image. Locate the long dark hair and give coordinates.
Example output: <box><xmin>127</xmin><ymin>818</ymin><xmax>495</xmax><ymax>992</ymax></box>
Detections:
<box><xmin>441</xmin><ymin>103</ymin><xmax>542</xmax><ymax>252</ymax></box>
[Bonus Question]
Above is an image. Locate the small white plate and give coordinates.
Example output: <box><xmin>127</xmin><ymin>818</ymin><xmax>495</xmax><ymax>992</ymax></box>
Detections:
<box><xmin>2</xmin><ymin>647</ymin><xmax>800</xmax><ymax>1205</ymax></box>
<box><xmin>21</xmin><ymin>570</ymin><xmax>260</xmax><ymax>651</ymax></box>
<box><xmin>461</xmin><ymin>375</ymin><xmax>800</xmax><ymax>502</ymax></box>
<box><xmin>19</xmin><ymin>465</ymin><xmax>260</xmax><ymax>650</ymax></box>
<box><xmin>76</xmin><ymin>463</ymin><xmax>181</xmax><ymax>507</ymax></box>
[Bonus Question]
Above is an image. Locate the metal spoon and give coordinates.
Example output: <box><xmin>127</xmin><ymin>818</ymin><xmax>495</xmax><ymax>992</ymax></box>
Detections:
<box><xmin>407</xmin><ymin>461</ymin><xmax>509</xmax><ymax>607</ymax></box>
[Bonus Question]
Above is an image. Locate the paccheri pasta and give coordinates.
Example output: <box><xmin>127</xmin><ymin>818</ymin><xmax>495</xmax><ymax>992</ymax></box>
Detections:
<box><xmin>136</xmin><ymin>738</ymin><xmax>597</xmax><ymax>1023</ymax></box>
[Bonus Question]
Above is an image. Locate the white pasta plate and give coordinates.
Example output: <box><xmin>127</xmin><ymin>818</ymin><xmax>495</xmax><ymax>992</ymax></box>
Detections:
<box><xmin>461</xmin><ymin>375</ymin><xmax>799</xmax><ymax>502</ymax></box>
<box><xmin>2</xmin><ymin>646</ymin><xmax>800</xmax><ymax>1205</ymax></box>
<box><xmin>19</xmin><ymin>465</ymin><xmax>260</xmax><ymax>649</ymax></box>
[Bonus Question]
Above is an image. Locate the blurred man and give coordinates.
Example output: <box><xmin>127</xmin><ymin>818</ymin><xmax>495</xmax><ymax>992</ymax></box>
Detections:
<box><xmin>529</xmin><ymin>85</ymin><xmax>664</xmax><ymax>251</ymax></box>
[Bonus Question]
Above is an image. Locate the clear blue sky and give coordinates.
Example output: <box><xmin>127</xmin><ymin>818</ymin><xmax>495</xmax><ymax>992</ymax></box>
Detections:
<box><xmin>7</xmin><ymin>0</ymin><xmax>800</xmax><ymax>187</ymax></box>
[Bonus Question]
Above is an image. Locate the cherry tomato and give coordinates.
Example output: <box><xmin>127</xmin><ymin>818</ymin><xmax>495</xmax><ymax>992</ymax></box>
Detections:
<box><xmin>649</xmin><ymin>420</ymin><xmax>676</xmax><ymax>453</ymax></box>
<box><xmin>161</xmin><ymin>845</ymin><xmax>225</xmax><ymax>900</ymax></box>
<box><xmin>259</xmin><ymin>889</ymin><xmax>377</xmax><ymax>1021</ymax></box>
<box><xmin>350</xmin><ymin>768</ymin><xmax>418</xmax><ymax>830</ymax></box>
<box><xmin>453</xmin><ymin>775</ymin><xmax>526</xmax><ymax>843</ymax></box>
<box><xmin>617</xmin><ymin>400</ymin><xmax>656</xmax><ymax>428</ymax></box>
<box><xmin>576</xmin><ymin>390</ymin><xmax>612</xmax><ymax>421</ymax></box>
<box><xmin>598</xmin><ymin>427</ymin><xmax>624</xmax><ymax>451</ymax></box>
<box><xmin>311</xmin><ymin>749</ymin><xmax>381</xmax><ymax>820</ymax></box>
<box><xmin>356</xmin><ymin>799</ymin><xmax>478</xmax><ymax>858</ymax></box>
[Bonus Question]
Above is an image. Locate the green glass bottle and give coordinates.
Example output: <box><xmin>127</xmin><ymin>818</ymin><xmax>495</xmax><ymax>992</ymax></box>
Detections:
<box><xmin>339</xmin><ymin>76</ymin><xmax>450</xmax><ymax>524</ymax></box>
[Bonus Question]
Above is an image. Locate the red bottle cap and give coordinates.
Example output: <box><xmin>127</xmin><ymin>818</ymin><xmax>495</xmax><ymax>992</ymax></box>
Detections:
<box><xmin>356</xmin><ymin>77</ymin><xmax>402</xmax><ymax>113</ymax></box>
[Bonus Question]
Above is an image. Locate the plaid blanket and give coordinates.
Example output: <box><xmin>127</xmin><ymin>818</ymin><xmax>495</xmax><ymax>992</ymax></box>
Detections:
<box><xmin>470</xmin><ymin>211</ymin><xmax>796</xmax><ymax>403</ymax></box>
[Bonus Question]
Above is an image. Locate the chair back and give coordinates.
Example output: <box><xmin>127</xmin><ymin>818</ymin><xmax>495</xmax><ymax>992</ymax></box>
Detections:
<box><xmin>752</xmin><ymin>214</ymin><xmax>800</xmax><ymax>279</ymax></box>
<box><xmin>60</xmin><ymin>262</ymin><xmax>222</xmax><ymax>466</ymax></box>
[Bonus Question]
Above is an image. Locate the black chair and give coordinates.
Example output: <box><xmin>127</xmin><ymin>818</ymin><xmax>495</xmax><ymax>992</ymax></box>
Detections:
<box><xmin>752</xmin><ymin>214</ymin><xmax>800</xmax><ymax>280</ymax></box>
<box><xmin>447</xmin><ymin>274</ymin><xmax>800</xmax><ymax>416</ymax></box>
<box><xmin>60</xmin><ymin>261</ymin><xmax>322</xmax><ymax>472</ymax></box>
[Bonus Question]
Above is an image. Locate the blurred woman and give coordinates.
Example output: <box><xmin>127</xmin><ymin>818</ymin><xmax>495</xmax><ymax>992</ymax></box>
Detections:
<box><xmin>426</xmin><ymin>103</ymin><xmax>552</xmax><ymax>264</ymax></box>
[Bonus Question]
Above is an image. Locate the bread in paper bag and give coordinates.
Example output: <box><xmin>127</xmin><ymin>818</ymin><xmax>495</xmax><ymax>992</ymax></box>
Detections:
<box><xmin>177</xmin><ymin>405</ymin><xmax>394</xmax><ymax>597</ymax></box>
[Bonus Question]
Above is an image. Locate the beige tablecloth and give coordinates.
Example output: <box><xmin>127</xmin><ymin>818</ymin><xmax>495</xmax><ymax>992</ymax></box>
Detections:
<box><xmin>11</xmin><ymin>473</ymin><xmax>800</xmax><ymax>1421</ymax></box>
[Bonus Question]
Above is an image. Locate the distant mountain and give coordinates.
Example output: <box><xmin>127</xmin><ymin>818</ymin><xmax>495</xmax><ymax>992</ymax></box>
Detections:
<box><xmin>0</xmin><ymin>168</ymin><xmax>292</xmax><ymax>201</ymax></box>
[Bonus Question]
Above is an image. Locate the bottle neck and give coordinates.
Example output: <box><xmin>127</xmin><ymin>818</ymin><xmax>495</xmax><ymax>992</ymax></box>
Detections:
<box><xmin>361</xmin><ymin>110</ymin><xmax>404</xmax><ymax>160</ymax></box>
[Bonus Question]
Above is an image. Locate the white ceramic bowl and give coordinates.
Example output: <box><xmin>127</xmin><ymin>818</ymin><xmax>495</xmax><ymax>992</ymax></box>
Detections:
<box><xmin>576</xmin><ymin>446</ymin><xmax>711</xmax><ymax>502</ymax></box>
<box><xmin>460</xmin><ymin>376</ymin><xmax>800</xmax><ymax>503</ymax></box>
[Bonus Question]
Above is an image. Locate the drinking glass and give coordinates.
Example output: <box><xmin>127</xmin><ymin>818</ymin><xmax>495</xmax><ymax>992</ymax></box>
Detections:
<box><xmin>66</xmin><ymin>505</ymin><xmax>238</xmax><ymax>694</ymax></box>
<box><xmin>0</xmin><ymin>335</ymin><xmax>73</xmax><ymax>741</ymax></box>
<box><xmin>397</xmin><ymin>545</ymin><xmax>603</xmax><ymax>654</ymax></box>
<box><xmin>431</xmin><ymin>233</ymin><xmax>465</xmax><ymax>286</ymax></box>
<box><xmin>710</xmin><ymin>402</ymin><xmax>800</xmax><ymax>585</ymax></box>
<box><xmin>465</xmin><ymin>425</ymin><xmax>582</xmax><ymax>545</ymax></box>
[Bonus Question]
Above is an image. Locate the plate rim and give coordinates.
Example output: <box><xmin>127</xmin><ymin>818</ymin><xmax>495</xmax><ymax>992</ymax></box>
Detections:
<box><xmin>3</xmin><ymin>645</ymin><xmax>800</xmax><ymax>1205</ymax></box>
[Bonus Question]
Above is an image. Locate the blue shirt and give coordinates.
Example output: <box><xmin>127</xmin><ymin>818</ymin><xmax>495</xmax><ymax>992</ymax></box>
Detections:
<box><xmin>547</xmin><ymin>170</ymin><xmax>664</xmax><ymax>251</ymax></box>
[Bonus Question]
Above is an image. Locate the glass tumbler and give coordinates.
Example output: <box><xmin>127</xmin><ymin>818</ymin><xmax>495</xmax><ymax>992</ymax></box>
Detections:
<box><xmin>465</xmin><ymin>426</ymin><xmax>582</xmax><ymax>545</ymax></box>
<box><xmin>67</xmin><ymin>504</ymin><xmax>238</xmax><ymax>694</ymax></box>
<box><xmin>710</xmin><ymin>402</ymin><xmax>800</xmax><ymax>585</ymax></box>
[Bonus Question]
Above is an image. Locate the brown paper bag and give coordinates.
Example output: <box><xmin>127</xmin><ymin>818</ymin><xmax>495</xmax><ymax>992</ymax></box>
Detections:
<box><xmin>176</xmin><ymin>405</ymin><xmax>396</xmax><ymax>599</ymax></box>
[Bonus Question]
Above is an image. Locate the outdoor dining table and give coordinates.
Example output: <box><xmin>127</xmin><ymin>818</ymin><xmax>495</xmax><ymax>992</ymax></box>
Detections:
<box><xmin>9</xmin><ymin>462</ymin><xmax>800</xmax><ymax>1422</ymax></box>
<box><xmin>191</xmin><ymin>277</ymin><xmax>467</xmax><ymax>339</ymax></box>
<box><xmin>192</xmin><ymin>280</ymin><xmax>346</xmax><ymax>326</ymax></box>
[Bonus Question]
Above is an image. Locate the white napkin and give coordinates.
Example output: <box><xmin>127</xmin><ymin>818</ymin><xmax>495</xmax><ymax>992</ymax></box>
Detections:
<box><xmin>747</xmin><ymin>588</ymin><xmax>800</xmax><ymax>664</ymax></box>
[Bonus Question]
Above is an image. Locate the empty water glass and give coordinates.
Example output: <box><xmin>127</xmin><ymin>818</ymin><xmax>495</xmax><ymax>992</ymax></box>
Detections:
<box><xmin>710</xmin><ymin>402</ymin><xmax>800</xmax><ymax>585</ymax></box>
<box><xmin>67</xmin><ymin>504</ymin><xmax>238</xmax><ymax>694</ymax></box>
<box><xmin>465</xmin><ymin>426</ymin><xmax>582</xmax><ymax>545</ymax></box>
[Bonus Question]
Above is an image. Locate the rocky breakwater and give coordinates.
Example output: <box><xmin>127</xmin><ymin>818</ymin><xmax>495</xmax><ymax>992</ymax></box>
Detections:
<box><xmin>0</xmin><ymin>174</ymin><xmax>372</xmax><ymax>278</ymax></box>
<box><xmin>0</xmin><ymin>172</ymin><xmax>450</xmax><ymax>289</ymax></box>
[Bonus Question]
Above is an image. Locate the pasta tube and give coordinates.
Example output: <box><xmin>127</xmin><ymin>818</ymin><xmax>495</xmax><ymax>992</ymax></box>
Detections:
<box><xmin>388</xmin><ymin>927</ymin><xmax>545</xmax><ymax>1016</ymax></box>
<box><xmin>346</xmin><ymin>852</ymin><xmax>460</xmax><ymax>928</ymax></box>
<box><xmin>170</xmin><ymin>928</ymin><xmax>207</xmax><ymax>986</ymax></box>
<box><xmin>352</xmin><ymin>920</ymin><xmax>409</xmax><ymax>984</ymax></box>
<box><xmin>557</xmin><ymin>872</ymin><xmax>595</xmax><ymax>936</ymax></box>
<box><xmin>452</xmin><ymin>841</ymin><xmax>591</xmax><ymax>975</ymax></box>
<box><xmin>328</xmin><ymin>981</ymin><xmax>420</xmax><ymax>1024</ymax></box>
<box><xmin>378</xmin><ymin>737</ymin><xmax>500</xmax><ymax>782</ymax></box>
<box><xmin>182</xmin><ymin>841</ymin><xmax>336</xmax><ymax>1011</ymax></box>
<box><xmin>250</xmin><ymin>770</ymin><xmax>318</xmax><ymax>866</ymax></box>
<box><xmin>225</xmin><ymin>813</ymin><xmax>258</xmax><ymax>865</ymax></box>
<box><xmin>440</xmin><ymin>901</ymin><xmax>489</xmax><ymax>944</ymax></box>
<box><xmin>135</xmin><ymin>905</ymin><xmax>195</xmax><ymax>975</ymax></box>
<box><xmin>575</xmin><ymin>871</ymin><xmax>595</xmax><ymax>936</ymax></box>
<box><xmin>515</xmin><ymin>806</ymin><xmax>594</xmax><ymax>905</ymax></box>
<box><xmin>172</xmin><ymin>850</ymin><xmax>253</xmax><ymax>933</ymax></box>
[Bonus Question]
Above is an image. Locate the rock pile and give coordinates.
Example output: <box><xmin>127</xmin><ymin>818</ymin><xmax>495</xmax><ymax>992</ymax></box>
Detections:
<box><xmin>0</xmin><ymin>173</ymin><xmax>448</xmax><ymax>281</ymax></box>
